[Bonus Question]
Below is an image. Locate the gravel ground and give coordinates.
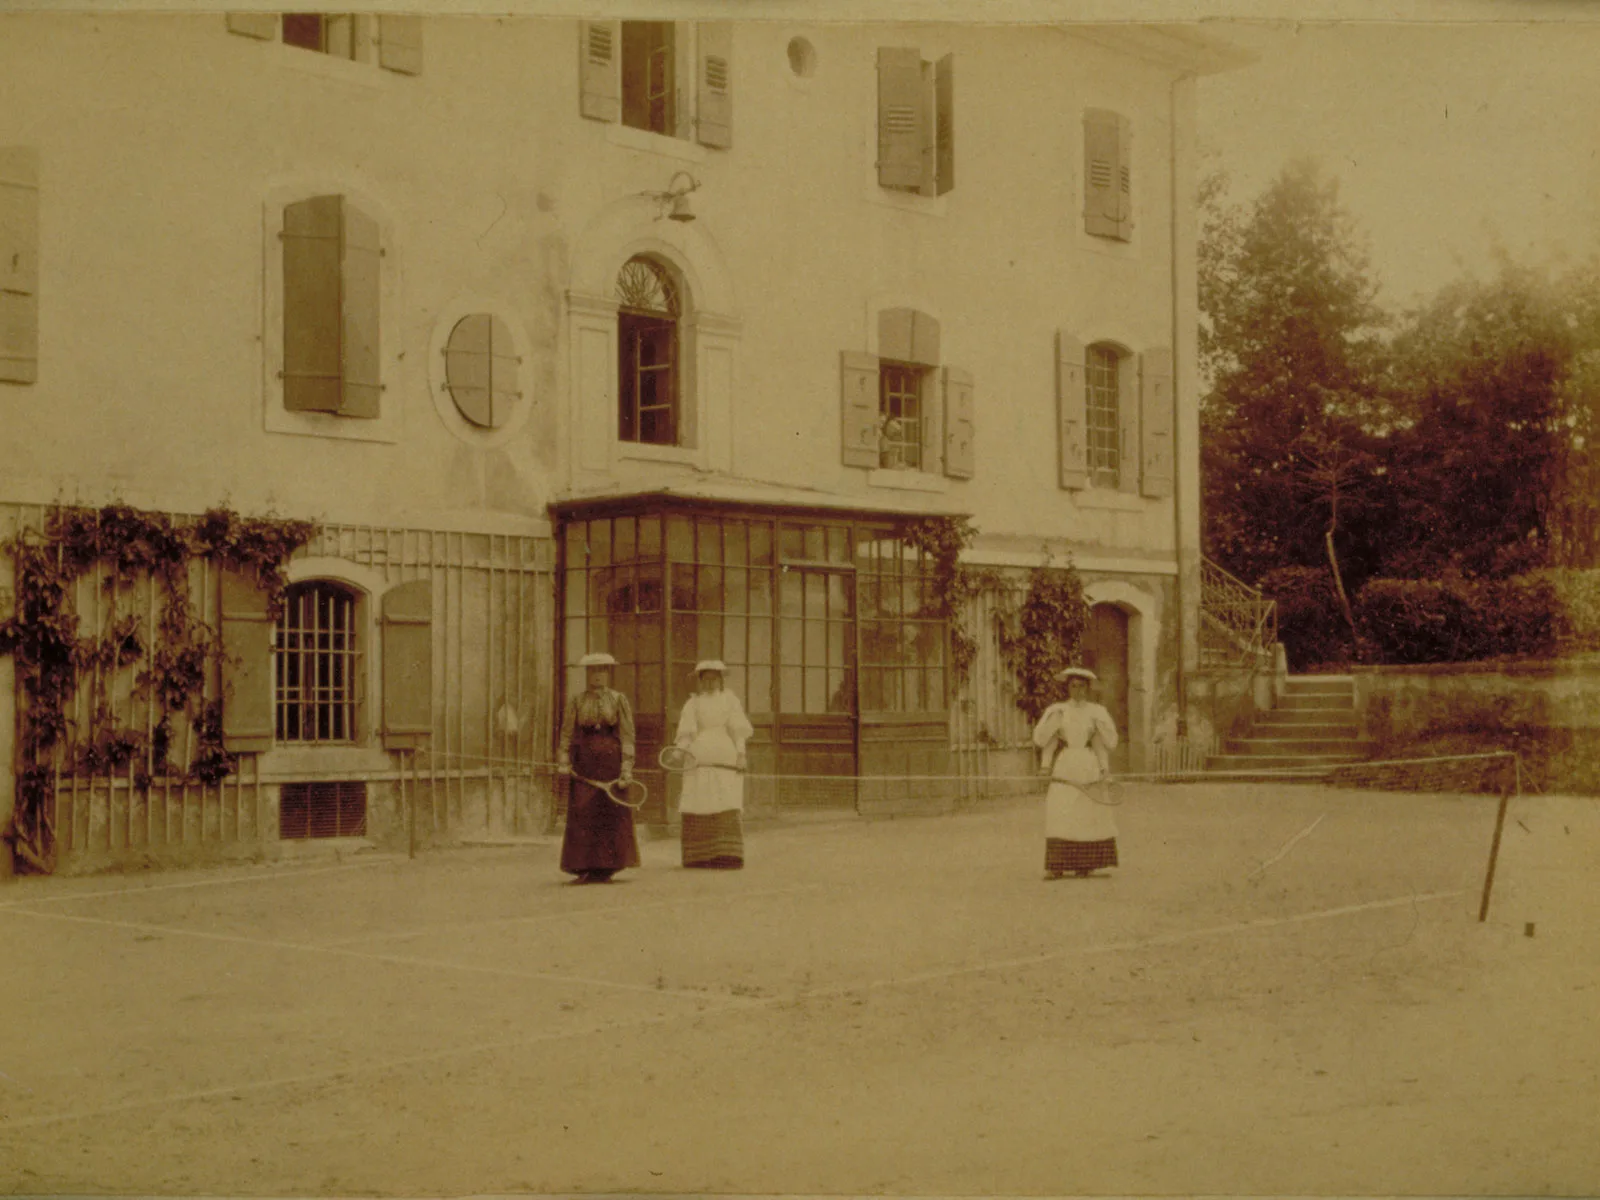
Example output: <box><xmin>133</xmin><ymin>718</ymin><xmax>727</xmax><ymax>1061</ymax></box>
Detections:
<box><xmin>0</xmin><ymin>781</ymin><xmax>1595</xmax><ymax>1196</ymax></box>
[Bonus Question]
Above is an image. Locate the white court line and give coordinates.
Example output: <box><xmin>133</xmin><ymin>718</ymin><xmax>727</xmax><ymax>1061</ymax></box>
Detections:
<box><xmin>0</xmin><ymin>906</ymin><xmax>760</xmax><ymax>1007</ymax></box>
<box><xmin>0</xmin><ymin>888</ymin><xmax>1468</xmax><ymax>1132</ymax></box>
<box><xmin>0</xmin><ymin>857</ymin><xmax>398</xmax><ymax>910</ymax></box>
<box><xmin>317</xmin><ymin>882</ymin><xmax>831</xmax><ymax>946</ymax></box>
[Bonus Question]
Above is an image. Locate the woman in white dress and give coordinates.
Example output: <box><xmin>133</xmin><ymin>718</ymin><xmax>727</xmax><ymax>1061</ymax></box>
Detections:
<box><xmin>1031</xmin><ymin>666</ymin><xmax>1120</xmax><ymax>879</ymax></box>
<box><xmin>673</xmin><ymin>660</ymin><xmax>755</xmax><ymax>869</ymax></box>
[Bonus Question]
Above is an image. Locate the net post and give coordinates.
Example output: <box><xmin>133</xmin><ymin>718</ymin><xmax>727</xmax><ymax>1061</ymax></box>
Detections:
<box><xmin>1477</xmin><ymin>752</ymin><xmax>1517</xmax><ymax>923</ymax></box>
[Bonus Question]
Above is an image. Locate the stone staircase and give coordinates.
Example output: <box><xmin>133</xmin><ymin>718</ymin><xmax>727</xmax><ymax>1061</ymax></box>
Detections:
<box><xmin>1205</xmin><ymin>675</ymin><xmax>1373</xmax><ymax>777</ymax></box>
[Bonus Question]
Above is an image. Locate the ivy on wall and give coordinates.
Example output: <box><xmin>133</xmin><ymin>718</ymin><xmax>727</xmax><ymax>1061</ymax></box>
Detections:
<box><xmin>995</xmin><ymin>555</ymin><xmax>1091</xmax><ymax>723</ymax></box>
<box><xmin>0</xmin><ymin>503</ymin><xmax>317</xmax><ymax>873</ymax></box>
<box><xmin>892</xmin><ymin>515</ymin><xmax>999</xmax><ymax>685</ymax></box>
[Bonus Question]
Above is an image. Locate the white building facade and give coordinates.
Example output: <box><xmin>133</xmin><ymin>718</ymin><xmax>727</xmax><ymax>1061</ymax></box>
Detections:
<box><xmin>0</xmin><ymin>14</ymin><xmax>1247</xmax><ymax>871</ymax></box>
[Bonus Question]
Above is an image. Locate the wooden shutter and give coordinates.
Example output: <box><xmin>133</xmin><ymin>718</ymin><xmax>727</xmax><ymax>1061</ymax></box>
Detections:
<box><xmin>1057</xmin><ymin>330</ymin><xmax>1088</xmax><ymax>490</ymax></box>
<box><xmin>1083</xmin><ymin>109</ymin><xmax>1121</xmax><ymax>239</ymax></box>
<box><xmin>919</xmin><ymin>368</ymin><xmax>942</xmax><ymax>474</ymax></box>
<box><xmin>943</xmin><ymin>365</ymin><xmax>975</xmax><ymax>480</ymax></box>
<box><xmin>579</xmin><ymin>21</ymin><xmax>621</xmax><ymax>122</ymax></box>
<box><xmin>281</xmin><ymin>195</ymin><xmax>343</xmax><ymax>413</ymax></box>
<box><xmin>0</xmin><ymin>147</ymin><xmax>39</xmax><ymax>386</ymax></box>
<box><xmin>219</xmin><ymin>568</ymin><xmax>275</xmax><ymax>753</ymax></box>
<box><xmin>488</xmin><ymin>315</ymin><xmax>519</xmax><ymax>428</ymax></box>
<box><xmin>876</xmin><ymin>47</ymin><xmax>926</xmax><ymax>192</ymax></box>
<box><xmin>445</xmin><ymin>313</ymin><xmax>492</xmax><ymax>427</ymax></box>
<box><xmin>695</xmin><ymin>22</ymin><xmax>732</xmax><ymax>149</ymax></box>
<box><xmin>1116</xmin><ymin>115</ymin><xmax>1134</xmax><ymax>239</ymax></box>
<box><xmin>1140</xmin><ymin>347</ymin><xmax>1174</xmax><ymax>498</ymax></box>
<box><xmin>840</xmin><ymin>350</ymin><xmax>881</xmax><ymax>468</ymax></box>
<box><xmin>339</xmin><ymin>201</ymin><xmax>381</xmax><ymax>419</ymax></box>
<box><xmin>878</xmin><ymin>308</ymin><xmax>940</xmax><ymax>367</ymax></box>
<box><xmin>1118</xmin><ymin>352</ymin><xmax>1139</xmax><ymax>494</ymax></box>
<box><xmin>934</xmin><ymin>53</ymin><xmax>954</xmax><ymax>197</ymax></box>
<box><xmin>225</xmin><ymin>13</ymin><xmax>277</xmax><ymax>40</ymax></box>
<box><xmin>381</xmin><ymin>580</ymin><xmax>433</xmax><ymax>749</ymax></box>
<box><xmin>378</xmin><ymin>15</ymin><xmax>423</xmax><ymax>76</ymax></box>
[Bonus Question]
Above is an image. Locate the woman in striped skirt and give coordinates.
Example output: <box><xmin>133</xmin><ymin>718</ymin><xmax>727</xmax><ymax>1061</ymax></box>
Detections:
<box><xmin>1032</xmin><ymin>666</ymin><xmax>1120</xmax><ymax>879</ymax></box>
<box><xmin>673</xmin><ymin>660</ymin><xmax>754</xmax><ymax>869</ymax></box>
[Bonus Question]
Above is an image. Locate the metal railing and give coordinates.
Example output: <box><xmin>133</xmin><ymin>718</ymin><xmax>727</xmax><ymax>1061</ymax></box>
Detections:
<box><xmin>1200</xmin><ymin>557</ymin><xmax>1278</xmax><ymax>666</ymax></box>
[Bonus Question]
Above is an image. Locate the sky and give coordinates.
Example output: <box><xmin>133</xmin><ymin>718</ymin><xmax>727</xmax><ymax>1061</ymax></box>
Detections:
<box><xmin>1194</xmin><ymin>16</ymin><xmax>1600</xmax><ymax>310</ymax></box>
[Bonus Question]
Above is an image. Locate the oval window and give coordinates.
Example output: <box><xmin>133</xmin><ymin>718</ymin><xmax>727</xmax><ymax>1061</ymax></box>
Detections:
<box><xmin>444</xmin><ymin>313</ymin><xmax>519</xmax><ymax>429</ymax></box>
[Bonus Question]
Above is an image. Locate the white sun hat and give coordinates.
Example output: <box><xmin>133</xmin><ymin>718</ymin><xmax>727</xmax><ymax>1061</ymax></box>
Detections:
<box><xmin>693</xmin><ymin>659</ymin><xmax>728</xmax><ymax>674</ymax></box>
<box><xmin>1055</xmin><ymin>666</ymin><xmax>1098</xmax><ymax>683</ymax></box>
<box><xmin>578</xmin><ymin>651</ymin><xmax>618</xmax><ymax>668</ymax></box>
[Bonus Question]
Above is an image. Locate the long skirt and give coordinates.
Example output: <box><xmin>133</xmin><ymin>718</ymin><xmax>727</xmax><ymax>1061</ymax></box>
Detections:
<box><xmin>560</xmin><ymin>729</ymin><xmax>640</xmax><ymax>877</ymax></box>
<box><xmin>681</xmin><ymin>809</ymin><xmax>744</xmax><ymax>869</ymax></box>
<box><xmin>1044</xmin><ymin>777</ymin><xmax>1118</xmax><ymax>875</ymax></box>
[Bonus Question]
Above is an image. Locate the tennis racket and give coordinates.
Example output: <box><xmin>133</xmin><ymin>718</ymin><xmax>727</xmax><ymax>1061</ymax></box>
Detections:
<box><xmin>658</xmin><ymin>745</ymin><xmax>698</xmax><ymax>772</ymax></box>
<box><xmin>571</xmin><ymin>772</ymin><xmax>649</xmax><ymax>810</ymax></box>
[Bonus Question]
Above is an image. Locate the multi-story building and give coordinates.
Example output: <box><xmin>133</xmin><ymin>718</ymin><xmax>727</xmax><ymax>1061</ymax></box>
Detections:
<box><xmin>0</xmin><ymin>13</ymin><xmax>1252</xmax><ymax>872</ymax></box>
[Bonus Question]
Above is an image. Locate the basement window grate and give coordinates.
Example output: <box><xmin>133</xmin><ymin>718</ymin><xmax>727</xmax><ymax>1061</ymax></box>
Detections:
<box><xmin>279</xmin><ymin>781</ymin><xmax>368</xmax><ymax>840</ymax></box>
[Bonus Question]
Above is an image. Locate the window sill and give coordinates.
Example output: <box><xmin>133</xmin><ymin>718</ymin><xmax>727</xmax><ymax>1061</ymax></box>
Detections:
<box><xmin>265</xmin><ymin>404</ymin><xmax>400</xmax><ymax>445</ymax></box>
<box><xmin>617</xmin><ymin>441</ymin><xmax>702</xmax><ymax>467</ymax></box>
<box><xmin>605</xmin><ymin>123</ymin><xmax>709</xmax><ymax>163</ymax></box>
<box><xmin>868</xmin><ymin>467</ymin><xmax>948</xmax><ymax>493</ymax></box>
<box><xmin>1072</xmin><ymin>488</ymin><xmax>1147</xmax><ymax>512</ymax></box>
<box><xmin>866</xmin><ymin>185</ymin><xmax>949</xmax><ymax>219</ymax></box>
<box><xmin>272</xmin><ymin>45</ymin><xmax>389</xmax><ymax>90</ymax></box>
<box><xmin>258</xmin><ymin>746</ymin><xmax>393</xmax><ymax>778</ymax></box>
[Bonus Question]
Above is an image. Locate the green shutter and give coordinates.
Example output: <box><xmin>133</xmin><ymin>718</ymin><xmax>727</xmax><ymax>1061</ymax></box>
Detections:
<box><xmin>943</xmin><ymin>365</ymin><xmax>975</xmax><ymax>480</ymax></box>
<box><xmin>840</xmin><ymin>350</ymin><xmax>881</xmax><ymax>468</ymax></box>
<box><xmin>381</xmin><ymin>579</ymin><xmax>433</xmax><ymax>749</ymax></box>
<box><xmin>219</xmin><ymin>568</ymin><xmax>275</xmax><ymax>753</ymax></box>
<box><xmin>281</xmin><ymin>195</ymin><xmax>343</xmax><ymax>413</ymax></box>
<box><xmin>934</xmin><ymin>53</ymin><xmax>954</xmax><ymax>197</ymax></box>
<box><xmin>1057</xmin><ymin>330</ymin><xmax>1089</xmax><ymax>490</ymax></box>
<box><xmin>695</xmin><ymin>22</ymin><xmax>732</xmax><ymax>149</ymax></box>
<box><xmin>225</xmin><ymin>13</ymin><xmax>278</xmax><ymax>40</ymax></box>
<box><xmin>876</xmin><ymin>47</ymin><xmax>925</xmax><ymax>192</ymax></box>
<box><xmin>378</xmin><ymin>15</ymin><xmax>423</xmax><ymax>76</ymax></box>
<box><xmin>1118</xmin><ymin>351</ymin><xmax>1140</xmax><ymax>494</ymax></box>
<box><xmin>1083</xmin><ymin>109</ymin><xmax>1121</xmax><ymax>239</ymax></box>
<box><xmin>579</xmin><ymin>21</ymin><xmax>620</xmax><ymax>122</ymax></box>
<box><xmin>339</xmin><ymin>201</ymin><xmax>381</xmax><ymax>419</ymax></box>
<box><xmin>0</xmin><ymin>147</ymin><xmax>39</xmax><ymax>386</ymax></box>
<box><xmin>1140</xmin><ymin>347</ymin><xmax>1174</xmax><ymax>498</ymax></box>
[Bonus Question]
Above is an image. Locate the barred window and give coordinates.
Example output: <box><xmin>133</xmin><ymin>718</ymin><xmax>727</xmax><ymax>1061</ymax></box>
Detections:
<box><xmin>1085</xmin><ymin>343</ymin><xmax>1121</xmax><ymax>489</ymax></box>
<box><xmin>275</xmin><ymin>581</ymin><xmax>361</xmax><ymax>743</ymax></box>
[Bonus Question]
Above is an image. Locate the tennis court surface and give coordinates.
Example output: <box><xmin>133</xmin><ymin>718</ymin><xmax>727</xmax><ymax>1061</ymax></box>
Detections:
<box><xmin>1</xmin><ymin>779</ymin><xmax>1597</xmax><ymax>1196</ymax></box>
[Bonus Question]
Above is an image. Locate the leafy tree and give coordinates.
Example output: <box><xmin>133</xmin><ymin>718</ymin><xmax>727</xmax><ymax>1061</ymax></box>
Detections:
<box><xmin>1198</xmin><ymin>159</ymin><xmax>1390</xmax><ymax>588</ymax></box>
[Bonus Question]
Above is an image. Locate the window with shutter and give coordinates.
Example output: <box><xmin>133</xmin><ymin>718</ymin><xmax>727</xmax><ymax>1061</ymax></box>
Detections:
<box><xmin>696</xmin><ymin>22</ymin><xmax>732</xmax><ymax>149</ymax></box>
<box><xmin>276</xmin><ymin>581</ymin><xmax>362</xmax><ymax>744</ymax></box>
<box><xmin>378</xmin><ymin>14</ymin><xmax>423</xmax><ymax>75</ymax></box>
<box><xmin>579</xmin><ymin>21</ymin><xmax>621</xmax><ymax>122</ymax></box>
<box><xmin>942</xmin><ymin>366</ymin><xmax>975</xmax><ymax>480</ymax></box>
<box><xmin>225</xmin><ymin>13</ymin><xmax>278</xmax><ymax>40</ymax></box>
<box><xmin>0</xmin><ymin>146</ymin><xmax>39</xmax><ymax>386</ymax></box>
<box><xmin>380</xmin><ymin>580</ymin><xmax>432</xmax><ymax>749</ymax></box>
<box><xmin>840</xmin><ymin>350</ymin><xmax>881</xmax><ymax>468</ymax></box>
<box><xmin>621</xmin><ymin>21</ymin><xmax>676</xmax><ymax>135</ymax></box>
<box><xmin>1140</xmin><ymin>347</ymin><xmax>1174</xmax><ymax>499</ymax></box>
<box><xmin>1084</xmin><ymin>109</ymin><xmax>1129</xmax><ymax>241</ymax></box>
<box><xmin>934</xmin><ymin>54</ymin><xmax>954</xmax><ymax>197</ymax></box>
<box><xmin>876</xmin><ymin>47</ymin><xmax>926</xmax><ymax>193</ymax></box>
<box><xmin>1056</xmin><ymin>331</ymin><xmax>1089</xmax><ymax>490</ymax></box>
<box><xmin>220</xmin><ymin>569</ymin><xmax>276</xmax><ymax>753</ymax></box>
<box><xmin>445</xmin><ymin>313</ymin><xmax>521</xmax><ymax>430</ymax></box>
<box><xmin>281</xmin><ymin>194</ymin><xmax>382</xmax><ymax>419</ymax></box>
<box><xmin>1086</xmin><ymin>343</ymin><xmax>1122</xmax><ymax>490</ymax></box>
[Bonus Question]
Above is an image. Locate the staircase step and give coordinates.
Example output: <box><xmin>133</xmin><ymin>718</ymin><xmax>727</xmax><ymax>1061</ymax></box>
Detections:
<box><xmin>1255</xmin><ymin>712</ymin><xmax>1361</xmax><ymax>731</ymax></box>
<box><xmin>1224</xmin><ymin>737</ymin><xmax>1374</xmax><ymax>756</ymax></box>
<box><xmin>1285</xmin><ymin>678</ymin><xmax>1355</xmax><ymax>697</ymax></box>
<box><xmin>1277</xmin><ymin>694</ymin><xmax>1356</xmax><ymax>712</ymax></box>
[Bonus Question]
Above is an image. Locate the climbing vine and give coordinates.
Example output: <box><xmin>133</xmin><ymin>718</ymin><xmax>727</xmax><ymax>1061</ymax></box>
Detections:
<box><xmin>0</xmin><ymin>503</ymin><xmax>317</xmax><ymax>873</ymax></box>
<box><xmin>892</xmin><ymin>515</ymin><xmax>998</xmax><ymax>686</ymax></box>
<box><xmin>994</xmin><ymin>554</ymin><xmax>1091</xmax><ymax>722</ymax></box>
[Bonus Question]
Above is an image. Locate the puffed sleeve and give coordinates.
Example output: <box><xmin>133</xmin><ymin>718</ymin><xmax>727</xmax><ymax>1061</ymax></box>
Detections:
<box><xmin>1031</xmin><ymin>704</ymin><xmax>1062</xmax><ymax>750</ymax></box>
<box><xmin>727</xmin><ymin>691</ymin><xmax>754</xmax><ymax>751</ymax></box>
<box><xmin>1091</xmin><ymin>705</ymin><xmax>1119</xmax><ymax>751</ymax></box>
<box><xmin>616</xmin><ymin>691</ymin><xmax>636</xmax><ymax>767</ymax></box>
<box><xmin>674</xmin><ymin>695</ymin><xmax>698</xmax><ymax>748</ymax></box>
<box><xmin>556</xmin><ymin>695</ymin><xmax>578</xmax><ymax>769</ymax></box>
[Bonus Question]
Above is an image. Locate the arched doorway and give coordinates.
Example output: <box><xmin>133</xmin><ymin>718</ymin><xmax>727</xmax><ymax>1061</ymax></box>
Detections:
<box><xmin>1082</xmin><ymin>603</ymin><xmax>1130</xmax><ymax>772</ymax></box>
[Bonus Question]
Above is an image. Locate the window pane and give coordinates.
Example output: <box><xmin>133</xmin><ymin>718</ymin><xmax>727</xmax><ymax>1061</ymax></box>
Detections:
<box><xmin>802</xmin><ymin>617</ymin><xmax>824</xmax><ymax>669</ymax></box>
<box><xmin>725</xmin><ymin>568</ymin><xmax>747</xmax><ymax>614</ymax></box>
<box><xmin>747</xmin><ymin>666</ymin><xmax>773</xmax><ymax>714</ymax></box>
<box><xmin>565</xmin><ymin>618</ymin><xmax>587</xmax><ymax>662</ymax></box>
<box><xmin>697</xmin><ymin>519</ymin><xmax>723</xmax><ymax>564</ymax></box>
<box><xmin>826</xmin><ymin>526</ymin><xmax>848</xmax><ymax>563</ymax></box>
<box><xmin>698</xmin><ymin>613</ymin><xmax>722</xmax><ymax>660</ymax></box>
<box><xmin>826</xmin><ymin>668</ymin><xmax>852</xmax><ymax>714</ymax></box>
<box><xmin>805</xmin><ymin>667</ymin><xmax>827</xmax><ymax>714</ymax></box>
<box><xmin>588</xmin><ymin>617</ymin><xmax>608</xmax><ymax>653</ymax></box>
<box><xmin>637</xmin><ymin>563</ymin><xmax>662</xmax><ymax>613</ymax></box>
<box><xmin>696</xmin><ymin>565</ymin><xmax>723</xmax><ymax>612</ymax></box>
<box><xmin>565</xmin><ymin>521</ymin><xmax>585</xmax><ymax>564</ymax></box>
<box><xmin>780</xmin><ymin>666</ymin><xmax>802</xmax><ymax>713</ymax></box>
<box><xmin>780</xmin><ymin>570</ymin><xmax>802</xmax><ymax>617</ymax></box>
<box><xmin>749</xmin><ymin>568</ymin><xmax>773</xmax><ymax>615</ymax></box>
<box><xmin>860</xmin><ymin>667</ymin><xmax>883</xmax><ymax>713</ymax></box>
<box><xmin>638</xmin><ymin>515</ymin><xmax>661</xmax><ymax>558</ymax></box>
<box><xmin>750</xmin><ymin>521</ymin><xmax>773</xmax><ymax>565</ymax></box>
<box><xmin>724</xmin><ymin>665</ymin><xmax>747</xmax><ymax>705</ymax></box>
<box><xmin>724</xmin><ymin>616</ymin><xmax>747</xmax><ymax>662</ymax></box>
<box><xmin>638</xmin><ymin>617</ymin><xmax>663</xmax><ymax>663</ymax></box>
<box><xmin>671</xmin><ymin>612</ymin><xmax>696</xmax><ymax>662</ymax></box>
<box><xmin>828</xmin><ymin>574</ymin><xmax>850</xmax><ymax>619</ymax></box>
<box><xmin>610</xmin><ymin>615</ymin><xmax>637</xmax><ymax>661</ymax></box>
<box><xmin>613</xmin><ymin>664</ymin><xmax>637</xmax><ymax>703</ymax></box>
<box><xmin>828</xmin><ymin>619</ymin><xmax>847</xmax><ymax>669</ymax></box>
<box><xmin>613</xmin><ymin>516</ymin><xmax>636</xmax><ymax>564</ymax></box>
<box><xmin>779</xmin><ymin>614</ymin><xmax>801</xmax><ymax>667</ymax></box>
<box><xmin>928</xmin><ymin>667</ymin><xmax>947</xmax><ymax>710</ymax></box>
<box><xmin>637</xmin><ymin>665</ymin><xmax>662</xmax><ymax>714</ymax></box>
<box><xmin>606</xmin><ymin>566</ymin><xmax>634</xmax><ymax>614</ymax></box>
<box><xmin>803</xmin><ymin>572</ymin><xmax>824</xmax><ymax>620</ymax></box>
<box><xmin>667</xmin><ymin>515</ymin><xmax>693</xmax><ymax>562</ymax></box>
<box><xmin>780</xmin><ymin>525</ymin><xmax>804</xmax><ymax>561</ymax></box>
<box><xmin>748</xmin><ymin>618</ymin><xmax>772</xmax><ymax>663</ymax></box>
<box><xmin>725</xmin><ymin>522</ymin><xmax>748</xmax><ymax>566</ymax></box>
<box><xmin>590</xmin><ymin>520</ymin><xmax>611</xmax><ymax>567</ymax></box>
<box><xmin>804</xmin><ymin>526</ymin><xmax>824</xmax><ymax>561</ymax></box>
<box><xmin>669</xmin><ymin>668</ymin><xmax>695</xmax><ymax>715</ymax></box>
<box><xmin>670</xmin><ymin>563</ymin><xmax>696</xmax><ymax>611</ymax></box>
<box><xmin>564</xmin><ymin>569</ymin><xmax>586</xmax><ymax>616</ymax></box>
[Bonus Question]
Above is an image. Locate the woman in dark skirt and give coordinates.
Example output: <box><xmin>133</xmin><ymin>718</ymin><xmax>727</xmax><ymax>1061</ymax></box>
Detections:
<box><xmin>556</xmin><ymin>652</ymin><xmax>641</xmax><ymax>884</ymax></box>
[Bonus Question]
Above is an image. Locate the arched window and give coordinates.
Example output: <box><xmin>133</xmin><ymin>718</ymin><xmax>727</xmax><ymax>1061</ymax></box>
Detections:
<box><xmin>616</xmin><ymin>256</ymin><xmax>681</xmax><ymax>446</ymax></box>
<box><xmin>1085</xmin><ymin>342</ymin><xmax>1123</xmax><ymax>489</ymax></box>
<box><xmin>275</xmin><ymin>580</ymin><xmax>361</xmax><ymax>743</ymax></box>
